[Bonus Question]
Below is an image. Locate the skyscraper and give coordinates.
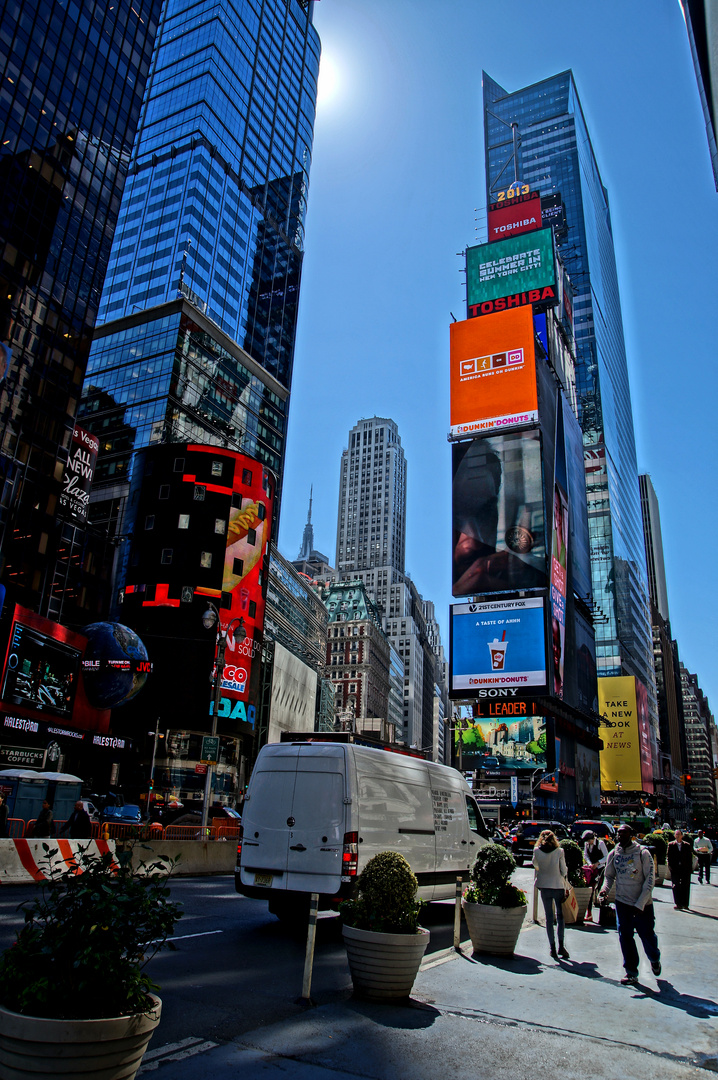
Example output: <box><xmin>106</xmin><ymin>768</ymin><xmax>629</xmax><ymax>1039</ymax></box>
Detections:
<box><xmin>483</xmin><ymin>72</ymin><xmax>657</xmax><ymax>728</ymax></box>
<box><xmin>79</xmin><ymin>0</ymin><xmax>321</xmax><ymax>553</ymax></box>
<box><xmin>680</xmin><ymin>0</ymin><xmax>718</xmax><ymax>190</ymax></box>
<box><xmin>0</xmin><ymin>0</ymin><xmax>162</xmax><ymax>623</ymax></box>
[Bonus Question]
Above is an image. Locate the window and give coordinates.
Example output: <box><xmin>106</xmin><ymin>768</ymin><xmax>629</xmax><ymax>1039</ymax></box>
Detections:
<box><xmin>211</xmin><ymin>460</ymin><xmax>223</xmax><ymax>477</ymax></box>
<box><xmin>194</xmin><ymin>485</ymin><xmax>206</xmax><ymax>501</ymax></box>
<box><xmin>247</xmin><ymin>528</ymin><xmax>257</xmax><ymax>545</ymax></box>
<box><xmin>145</xmin><ymin>515</ymin><xmax>155</xmax><ymax>530</ymax></box>
<box><xmin>159</xmin><ymin>485</ymin><xmax>170</xmax><ymax>499</ymax></box>
<box><xmin>214</xmin><ymin>518</ymin><xmax>226</xmax><ymax>535</ymax></box>
<box><xmin>161</xmin><ymin>549</ymin><xmax>172</xmax><ymax>564</ymax></box>
<box><xmin>242</xmin><ymin>468</ymin><xmax>253</xmax><ymax>485</ymax></box>
<box><xmin>233</xmin><ymin>557</ymin><xmax>243</xmax><ymax>577</ymax></box>
<box><xmin>200</xmin><ymin>552</ymin><xmax>212</xmax><ymax>568</ymax></box>
<box><xmin>178</xmin><ymin>514</ymin><xmax>190</xmax><ymax>529</ymax></box>
<box><xmin>248</xmin><ymin>600</ymin><xmax>257</xmax><ymax>618</ymax></box>
<box><xmin>173</xmin><ymin>457</ymin><xmax>185</xmax><ymax>472</ymax></box>
<box><xmin>181</xmin><ymin>586</ymin><xmax>194</xmax><ymax>603</ymax></box>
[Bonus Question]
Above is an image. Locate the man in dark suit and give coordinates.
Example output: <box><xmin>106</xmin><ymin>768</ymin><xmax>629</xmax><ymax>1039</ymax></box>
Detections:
<box><xmin>667</xmin><ymin>829</ymin><xmax>693</xmax><ymax>910</ymax></box>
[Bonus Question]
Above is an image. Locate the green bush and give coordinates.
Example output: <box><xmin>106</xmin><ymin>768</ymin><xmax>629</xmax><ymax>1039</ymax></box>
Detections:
<box><xmin>340</xmin><ymin>851</ymin><xmax>423</xmax><ymax>934</ymax></box>
<box><xmin>560</xmin><ymin>838</ymin><xmax>586</xmax><ymax>888</ymax></box>
<box><xmin>643</xmin><ymin>832</ymin><xmax>667</xmax><ymax>864</ymax></box>
<box><xmin>464</xmin><ymin>842</ymin><xmax>526</xmax><ymax>908</ymax></box>
<box><xmin>0</xmin><ymin>844</ymin><xmax>182</xmax><ymax>1019</ymax></box>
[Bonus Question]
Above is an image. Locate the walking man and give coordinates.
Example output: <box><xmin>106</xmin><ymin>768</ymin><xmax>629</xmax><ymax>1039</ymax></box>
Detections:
<box><xmin>599</xmin><ymin>824</ymin><xmax>661</xmax><ymax>985</ymax></box>
<box><xmin>693</xmin><ymin>830</ymin><xmax>713</xmax><ymax>885</ymax></box>
<box><xmin>667</xmin><ymin>829</ymin><xmax>693</xmax><ymax>909</ymax></box>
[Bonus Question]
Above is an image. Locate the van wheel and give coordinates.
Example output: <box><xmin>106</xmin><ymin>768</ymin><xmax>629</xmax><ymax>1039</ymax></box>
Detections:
<box><xmin>268</xmin><ymin>898</ymin><xmax>310</xmax><ymax>928</ymax></box>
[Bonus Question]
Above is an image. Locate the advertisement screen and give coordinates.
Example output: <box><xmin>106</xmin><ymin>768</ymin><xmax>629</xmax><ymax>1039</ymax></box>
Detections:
<box><xmin>449</xmin><ymin>307</ymin><xmax>538</xmax><ymax>437</ymax></box>
<box><xmin>456</xmin><ymin>713</ymin><xmax>549</xmax><ymax>770</ymax></box>
<box><xmin>550</xmin><ymin>397</ymin><xmax>568</xmax><ymax>699</ymax></box>
<box><xmin>452</xmin><ymin>432</ymin><xmax>546</xmax><ymax>596</ymax></box>
<box><xmin>575</xmin><ymin>744</ymin><xmax>601</xmax><ymax>808</ymax></box>
<box><xmin>451</xmin><ymin>597</ymin><xmax>547</xmax><ymax>693</ymax></box>
<box><xmin>58</xmin><ymin>425</ymin><xmax>99</xmax><ymax>525</ymax></box>
<box><xmin>487</xmin><ymin>191</ymin><xmax>542</xmax><ymax>242</ymax></box>
<box><xmin>466</xmin><ymin>228</ymin><xmax>556</xmax><ymax>318</ymax></box>
<box><xmin>598</xmin><ymin>676</ymin><xmax>643</xmax><ymax>791</ymax></box>
<box><xmin>635</xmin><ymin>677</ymin><xmax>655</xmax><ymax>794</ymax></box>
<box><xmin>1</xmin><ymin>609</ymin><xmax>82</xmax><ymax>720</ymax></box>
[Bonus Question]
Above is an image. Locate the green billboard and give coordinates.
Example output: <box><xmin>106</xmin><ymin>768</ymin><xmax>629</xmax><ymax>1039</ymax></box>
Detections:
<box><xmin>467</xmin><ymin>227</ymin><xmax>556</xmax><ymax>316</ymax></box>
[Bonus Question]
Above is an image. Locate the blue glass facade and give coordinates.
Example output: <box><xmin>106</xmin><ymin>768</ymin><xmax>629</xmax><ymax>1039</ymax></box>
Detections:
<box><xmin>483</xmin><ymin>71</ymin><xmax>656</xmax><ymax>719</ymax></box>
<box><xmin>0</xmin><ymin>0</ymin><xmax>162</xmax><ymax>619</ymax></box>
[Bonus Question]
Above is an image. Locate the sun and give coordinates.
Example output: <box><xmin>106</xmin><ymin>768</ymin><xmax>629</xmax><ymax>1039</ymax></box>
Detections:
<box><xmin>317</xmin><ymin>53</ymin><xmax>340</xmax><ymax>108</ymax></box>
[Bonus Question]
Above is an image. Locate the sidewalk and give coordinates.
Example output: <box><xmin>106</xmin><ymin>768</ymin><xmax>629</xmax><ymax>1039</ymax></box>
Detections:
<box><xmin>140</xmin><ymin>879</ymin><xmax>718</xmax><ymax>1079</ymax></box>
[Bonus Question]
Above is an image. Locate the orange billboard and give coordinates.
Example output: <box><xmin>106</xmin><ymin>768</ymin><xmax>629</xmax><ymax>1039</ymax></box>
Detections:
<box><xmin>450</xmin><ymin>307</ymin><xmax>538</xmax><ymax>437</ymax></box>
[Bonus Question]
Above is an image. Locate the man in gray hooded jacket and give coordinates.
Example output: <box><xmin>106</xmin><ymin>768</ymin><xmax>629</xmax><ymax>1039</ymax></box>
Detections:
<box><xmin>599</xmin><ymin>824</ymin><xmax>661</xmax><ymax>985</ymax></box>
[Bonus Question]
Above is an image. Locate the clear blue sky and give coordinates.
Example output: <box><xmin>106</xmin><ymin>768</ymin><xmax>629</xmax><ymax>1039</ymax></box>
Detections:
<box><xmin>277</xmin><ymin>0</ymin><xmax>718</xmax><ymax>713</ymax></box>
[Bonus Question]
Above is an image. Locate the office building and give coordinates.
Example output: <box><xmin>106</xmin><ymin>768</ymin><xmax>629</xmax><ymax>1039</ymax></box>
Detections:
<box><xmin>680</xmin><ymin>0</ymin><xmax>718</xmax><ymax>189</ymax></box>
<box><xmin>323</xmin><ymin>580</ymin><xmax>391</xmax><ymax>731</ymax></box>
<box><xmin>679</xmin><ymin>664</ymin><xmax>717</xmax><ymax>817</ymax></box>
<box><xmin>0</xmin><ymin>0</ymin><xmax>162</xmax><ymax>625</ymax></box>
<box><xmin>483</xmin><ymin>72</ymin><xmax>658</xmax><ymax>736</ymax></box>
<box><xmin>79</xmin><ymin>0</ymin><xmax>321</xmax><ymax>564</ymax></box>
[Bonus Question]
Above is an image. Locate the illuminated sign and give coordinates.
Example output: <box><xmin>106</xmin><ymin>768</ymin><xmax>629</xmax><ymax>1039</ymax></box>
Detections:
<box><xmin>449</xmin><ymin>307</ymin><xmax>538</xmax><ymax>437</ymax></box>
<box><xmin>598</xmin><ymin>676</ymin><xmax>643</xmax><ymax>790</ymax></box>
<box><xmin>59</xmin><ymin>426</ymin><xmax>99</xmax><ymax>525</ymax></box>
<box><xmin>487</xmin><ymin>190</ymin><xmax>542</xmax><ymax>241</ymax></box>
<box><xmin>466</xmin><ymin>228</ymin><xmax>556</xmax><ymax>318</ymax></box>
<box><xmin>450</xmin><ymin>597</ymin><xmax>547</xmax><ymax>692</ymax></box>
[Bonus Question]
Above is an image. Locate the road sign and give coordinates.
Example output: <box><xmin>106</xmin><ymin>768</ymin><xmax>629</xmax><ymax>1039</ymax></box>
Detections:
<box><xmin>201</xmin><ymin>736</ymin><xmax>219</xmax><ymax>764</ymax></box>
<box><xmin>195</xmin><ymin>764</ymin><xmax>208</xmax><ymax>775</ymax></box>
<box><xmin>510</xmin><ymin>776</ymin><xmax>518</xmax><ymax>808</ymax></box>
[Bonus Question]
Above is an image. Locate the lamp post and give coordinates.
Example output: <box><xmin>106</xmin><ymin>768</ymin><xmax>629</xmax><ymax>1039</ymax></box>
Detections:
<box><xmin>201</xmin><ymin>603</ymin><xmax>246</xmax><ymax>830</ymax></box>
<box><xmin>147</xmin><ymin>716</ymin><xmax>163</xmax><ymax>817</ymax></box>
<box><xmin>529</xmin><ymin>767</ymin><xmax>545</xmax><ymax>818</ymax></box>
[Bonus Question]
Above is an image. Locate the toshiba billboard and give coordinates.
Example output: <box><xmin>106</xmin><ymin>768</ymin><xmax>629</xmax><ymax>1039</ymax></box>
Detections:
<box><xmin>487</xmin><ymin>191</ymin><xmax>542</xmax><ymax>242</ymax></box>
<box><xmin>450</xmin><ymin>306</ymin><xmax>538</xmax><ymax>436</ymax></box>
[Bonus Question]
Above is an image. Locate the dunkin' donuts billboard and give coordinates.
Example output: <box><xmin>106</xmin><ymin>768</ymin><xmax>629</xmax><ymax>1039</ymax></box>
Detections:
<box><xmin>450</xmin><ymin>596</ymin><xmax>547</xmax><ymax>695</ymax></box>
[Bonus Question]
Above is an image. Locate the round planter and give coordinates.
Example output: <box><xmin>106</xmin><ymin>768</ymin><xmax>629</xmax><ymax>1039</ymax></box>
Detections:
<box><xmin>0</xmin><ymin>994</ymin><xmax>161</xmax><ymax>1079</ymax></box>
<box><xmin>572</xmin><ymin>886</ymin><xmax>592</xmax><ymax>923</ymax></box>
<box><xmin>462</xmin><ymin>900</ymin><xmax>527</xmax><ymax>956</ymax></box>
<box><xmin>656</xmin><ymin>863</ymin><xmax>670</xmax><ymax>886</ymax></box>
<box><xmin>342</xmin><ymin>924</ymin><xmax>430</xmax><ymax>1000</ymax></box>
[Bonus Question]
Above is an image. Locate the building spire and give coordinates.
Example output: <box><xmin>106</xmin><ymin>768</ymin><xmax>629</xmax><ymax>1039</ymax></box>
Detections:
<box><xmin>297</xmin><ymin>486</ymin><xmax>315</xmax><ymax>560</ymax></box>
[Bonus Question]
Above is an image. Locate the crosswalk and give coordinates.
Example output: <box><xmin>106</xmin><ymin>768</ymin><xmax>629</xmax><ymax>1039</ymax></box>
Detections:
<box><xmin>138</xmin><ymin>1037</ymin><xmax>219</xmax><ymax>1073</ymax></box>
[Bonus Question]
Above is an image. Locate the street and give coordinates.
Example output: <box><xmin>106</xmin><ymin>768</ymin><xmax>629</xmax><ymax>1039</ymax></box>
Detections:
<box><xmin>2</xmin><ymin>865</ymin><xmax>717</xmax><ymax>1077</ymax></box>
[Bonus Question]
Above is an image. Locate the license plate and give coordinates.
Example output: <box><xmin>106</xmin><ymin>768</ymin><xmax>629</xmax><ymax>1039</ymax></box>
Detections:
<box><xmin>254</xmin><ymin>872</ymin><xmax>273</xmax><ymax>887</ymax></box>
<box><xmin>528</xmin><ymin>839</ymin><xmax>536</xmax><ymax>846</ymax></box>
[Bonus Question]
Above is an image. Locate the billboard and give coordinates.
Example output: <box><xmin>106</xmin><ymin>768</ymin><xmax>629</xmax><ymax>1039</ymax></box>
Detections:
<box><xmin>635</xmin><ymin>676</ymin><xmax>655</xmax><ymax>794</ymax></box>
<box><xmin>449</xmin><ymin>307</ymin><xmax>538</xmax><ymax>437</ymax></box>
<box><xmin>575</xmin><ymin>744</ymin><xmax>601</xmax><ymax>808</ymax></box>
<box><xmin>450</xmin><ymin>597</ymin><xmax>547</xmax><ymax>693</ymax></box>
<box><xmin>452</xmin><ymin>432</ymin><xmax>546</xmax><ymax>596</ymax></box>
<box><xmin>58</xmin><ymin>426</ymin><xmax>99</xmax><ymax>525</ymax></box>
<box><xmin>598</xmin><ymin>676</ymin><xmax>643</xmax><ymax>790</ymax></box>
<box><xmin>487</xmin><ymin>190</ymin><xmax>542</xmax><ymax>242</ymax></box>
<box><xmin>456</xmin><ymin>713</ymin><xmax>549</xmax><ymax>770</ymax></box>
<box><xmin>466</xmin><ymin>228</ymin><xmax>556</xmax><ymax>318</ymax></box>
<box><xmin>550</xmin><ymin>397</ymin><xmax>568</xmax><ymax>699</ymax></box>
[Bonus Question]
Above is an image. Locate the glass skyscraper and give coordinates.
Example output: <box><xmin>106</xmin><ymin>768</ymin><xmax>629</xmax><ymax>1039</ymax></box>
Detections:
<box><xmin>79</xmin><ymin>0</ymin><xmax>320</xmax><ymax>530</ymax></box>
<box><xmin>0</xmin><ymin>0</ymin><xmax>162</xmax><ymax>622</ymax></box>
<box><xmin>483</xmin><ymin>71</ymin><xmax>657</xmax><ymax>722</ymax></box>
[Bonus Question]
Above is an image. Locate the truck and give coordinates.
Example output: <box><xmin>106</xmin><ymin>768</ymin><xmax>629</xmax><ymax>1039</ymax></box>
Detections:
<box><xmin>235</xmin><ymin>740</ymin><xmax>490</xmax><ymax>922</ymax></box>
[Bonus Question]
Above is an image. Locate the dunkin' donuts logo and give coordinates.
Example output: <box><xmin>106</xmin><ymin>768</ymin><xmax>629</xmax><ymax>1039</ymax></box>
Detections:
<box><xmin>459</xmin><ymin>348</ymin><xmax>523</xmax><ymax>381</ymax></box>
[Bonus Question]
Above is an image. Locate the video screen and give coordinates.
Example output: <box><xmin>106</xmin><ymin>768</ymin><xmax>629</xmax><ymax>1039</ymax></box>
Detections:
<box><xmin>1</xmin><ymin>620</ymin><xmax>81</xmax><ymax>720</ymax></box>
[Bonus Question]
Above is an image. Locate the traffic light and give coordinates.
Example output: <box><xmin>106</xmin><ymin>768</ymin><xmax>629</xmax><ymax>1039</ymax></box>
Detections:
<box><xmin>713</xmin><ymin>767</ymin><xmax>718</xmax><ymax>779</ymax></box>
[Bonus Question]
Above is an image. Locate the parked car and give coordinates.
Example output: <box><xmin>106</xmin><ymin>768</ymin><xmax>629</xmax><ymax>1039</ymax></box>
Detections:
<box><xmin>79</xmin><ymin>799</ymin><xmax>101</xmax><ymax>823</ymax></box>
<box><xmin>506</xmin><ymin>820</ymin><xmax>569</xmax><ymax>865</ymax></box>
<box><xmin>101</xmin><ymin>803</ymin><xmax>143</xmax><ymax>826</ymax></box>
<box><xmin>570</xmin><ymin>819</ymin><xmax>616</xmax><ymax>843</ymax></box>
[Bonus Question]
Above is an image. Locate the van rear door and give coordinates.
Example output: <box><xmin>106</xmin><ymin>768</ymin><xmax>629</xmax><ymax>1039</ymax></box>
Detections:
<box><xmin>239</xmin><ymin>745</ymin><xmax>300</xmax><ymax>891</ymax></box>
<box><xmin>284</xmin><ymin>744</ymin><xmax>346</xmax><ymax>893</ymax></box>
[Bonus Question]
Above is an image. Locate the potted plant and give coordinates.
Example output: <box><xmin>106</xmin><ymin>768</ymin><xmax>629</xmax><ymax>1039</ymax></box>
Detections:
<box><xmin>0</xmin><ymin>843</ymin><xmax>182</xmax><ymax>1079</ymax></box>
<box><xmin>560</xmin><ymin>838</ymin><xmax>591</xmax><ymax>922</ymax></box>
<box><xmin>340</xmin><ymin>850</ymin><xmax>429</xmax><ymax>1000</ymax></box>
<box><xmin>643</xmin><ymin>831</ymin><xmax>669</xmax><ymax>884</ymax></box>
<box><xmin>462</xmin><ymin>843</ymin><xmax>527</xmax><ymax>956</ymax></box>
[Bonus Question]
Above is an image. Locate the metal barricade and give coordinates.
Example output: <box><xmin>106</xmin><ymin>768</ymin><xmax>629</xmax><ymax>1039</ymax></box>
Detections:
<box><xmin>7</xmin><ymin>817</ymin><xmax>27</xmax><ymax>838</ymax></box>
<box><xmin>163</xmin><ymin>824</ymin><xmax>212</xmax><ymax>841</ymax></box>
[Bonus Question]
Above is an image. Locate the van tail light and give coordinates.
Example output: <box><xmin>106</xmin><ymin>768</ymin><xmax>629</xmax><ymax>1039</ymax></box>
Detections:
<box><xmin>236</xmin><ymin>822</ymin><xmax>244</xmax><ymax>866</ymax></box>
<box><xmin>341</xmin><ymin>831</ymin><xmax>359</xmax><ymax>882</ymax></box>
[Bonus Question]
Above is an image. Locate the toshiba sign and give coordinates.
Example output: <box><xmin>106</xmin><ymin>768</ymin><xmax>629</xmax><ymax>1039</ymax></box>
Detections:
<box><xmin>487</xmin><ymin>191</ymin><xmax>542</xmax><ymax>241</ymax></box>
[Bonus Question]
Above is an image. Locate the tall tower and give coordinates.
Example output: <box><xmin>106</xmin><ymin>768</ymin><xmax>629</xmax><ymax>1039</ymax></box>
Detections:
<box><xmin>483</xmin><ymin>72</ymin><xmax>657</xmax><ymax>722</ymax></box>
<box><xmin>0</xmin><ymin>0</ymin><xmax>162</xmax><ymax>622</ymax></box>
<box><xmin>79</xmin><ymin>0</ymin><xmax>321</xmax><ymax>539</ymax></box>
<box><xmin>297</xmin><ymin>487</ymin><xmax>315</xmax><ymax>561</ymax></box>
<box><xmin>336</xmin><ymin>416</ymin><xmax>407</xmax><ymax>576</ymax></box>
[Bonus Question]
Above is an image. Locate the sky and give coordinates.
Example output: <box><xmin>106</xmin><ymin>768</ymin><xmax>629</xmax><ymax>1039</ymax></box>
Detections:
<box><xmin>277</xmin><ymin>0</ymin><xmax>718</xmax><ymax>712</ymax></box>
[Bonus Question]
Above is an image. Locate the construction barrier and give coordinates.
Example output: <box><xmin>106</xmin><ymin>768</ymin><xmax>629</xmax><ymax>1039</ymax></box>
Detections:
<box><xmin>4</xmin><ymin>819</ymin><xmax>241</xmax><ymax>842</ymax></box>
<box><xmin>0</xmin><ymin>839</ymin><xmax>119</xmax><ymax>885</ymax></box>
<box><xmin>126</xmin><ymin>840</ymin><xmax>237</xmax><ymax>877</ymax></box>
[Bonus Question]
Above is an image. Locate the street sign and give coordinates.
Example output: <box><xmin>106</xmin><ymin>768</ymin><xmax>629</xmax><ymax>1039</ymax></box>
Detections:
<box><xmin>510</xmin><ymin>776</ymin><xmax>518</xmax><ymax>808</ymax></box>
<box><xmin>200</xmin><ymin>736</ymin><xmax>220</xmax><ymax>764</ymax></box>
<box><xmin>194</xmin><ymin>763</ymin><xmax>208</xmax><ymax>775</ymax></box>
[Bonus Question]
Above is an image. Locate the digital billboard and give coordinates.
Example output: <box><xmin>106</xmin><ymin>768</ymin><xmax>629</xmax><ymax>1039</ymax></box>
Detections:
<box><xmin>449</xmin><ymin>307</ymin><xmax>538</xmax><ymax>437</ymax></box>
<box><xmin>452</xmin><ymin>432</ymin><xmax>546</xmax><ymax>596</ymax></box>
<box><xmin>598</xmin><ymin>676</ymin><xmax>643</xmax><ymax>791</ymax></box>
<box><xmin>575</xmin><ymin>744</ymin><xmax>601</xmax><ymax>808</ymax></box>
<box><xmin>456</xmin><ymin>713</ymin><xmax>549</xmax><ymax>770</ymax></box>
<box><xmin>466</xmin><ymin>228</ymin><xmax>556</xmax><ymax>318</ymax></box>
<box><xmin>487</xmin><ymin>190</ymin><xmax>542</xmax><ymax>242</ymax></box>
<box><xmin>58</xmin><ymin>425</ymin><xmax>99</xmax><ymax>525</ymax></box>
<box><xmin>450</xmin><ymin>597</ymin><xmax>547</xmax><ymax>693</ymax></box>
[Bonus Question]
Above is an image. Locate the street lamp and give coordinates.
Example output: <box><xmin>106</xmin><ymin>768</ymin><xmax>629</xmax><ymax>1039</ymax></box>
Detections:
<box><xmin>528</xmin><ymin>767</ymin><xmax>546</xmax><ymax>818</ymax></box>
<box><xmin>147</xmin><ymin>717</ymin><xmax>164</xmax><ymax>817</ymax></box>
<box><xmin>201</xmin><ymin>603</ymin><xmax>246</xmax><ymax>830</ymax></box>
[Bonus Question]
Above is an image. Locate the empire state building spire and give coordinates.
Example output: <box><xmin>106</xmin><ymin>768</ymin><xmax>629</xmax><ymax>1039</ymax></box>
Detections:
<box><xmin>297</xmin><ymin>486</ymin><xmax>315</xmax><ymax>560</ymax></box>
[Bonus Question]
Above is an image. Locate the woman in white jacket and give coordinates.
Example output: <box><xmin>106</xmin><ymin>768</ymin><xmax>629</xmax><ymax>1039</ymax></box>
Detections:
<box><xmin>532</xmin><ymin>829</ymin><xmax>569</xmax><ymax>960</ymax></box>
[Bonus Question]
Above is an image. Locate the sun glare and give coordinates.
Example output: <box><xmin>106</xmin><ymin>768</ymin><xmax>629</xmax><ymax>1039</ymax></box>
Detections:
<box><xmin>317</xmin><ymin>53</ymin><xmax>340</xmax><ymax>108</ymax></box>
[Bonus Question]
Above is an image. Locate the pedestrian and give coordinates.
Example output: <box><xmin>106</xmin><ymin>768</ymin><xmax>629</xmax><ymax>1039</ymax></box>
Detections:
<box><xmin>33</xmin><ymin>799</ymin><xmax>54</xmax><ymax>838</ymax></box>
<box><xmin>582</xmin><ymin>830</ymin><xmax>608</xmax><ymax>922</ymax></box>
<box><xmin>60</xmin><ymin>801</ymin><xmax>92</xmax><ymax>839</ymax></box>
<box><xmin>0</xmin><ymin>792</ymin><xmax>8</xmax><ymax>838</ymax></box>
<box><xmin>599</xmin><ymin>824</ymin><xmax>661</xmax><ymax>985</ymax></box>
<box><xmin>667</xmin><ymin>829</ymin><xmax>693</xmax><ymax>909</ymax></box>
<box><xmin>532</xmin><ymin>828</ymin><xmax>570</xmax><ymax>961</ymax></box>
<box><xmin>693</xmin><ymin>830</ymin><xmax>713</xmax><ymax>885</ymax></box>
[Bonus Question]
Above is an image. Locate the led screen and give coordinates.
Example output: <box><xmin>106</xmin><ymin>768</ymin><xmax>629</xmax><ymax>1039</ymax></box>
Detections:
<box><xmin>487</xmin><ymin>191</ymin><xmax>542</xmax><ymax>242</ymax></box>
<box><xmin>466</xmin><ymin>228</ymin><xmax>556</xmax><ymax>317</ymax></box>
<box><xmin>449</xmin><ymin>307</ymin><xmax>538</xmax><ymax>437</ymax></box>
<box><xmin>1</xmin><ymin>613</ymin><xmax>82</xmax><ymax>720</ymax></box>
<box><xmin>452</xmin><ymin>431</ymin><xmax>546</xmax><ymax>596</ymax></box>
<box><xmin>598</xmin><ymin>676</ymin><xmax>642</xmax><ymax>790</ymax></box>
<box><xmin>450</xmin><ymin>596</ymin><xmax>547</xmax><ymax>693</ymax></box>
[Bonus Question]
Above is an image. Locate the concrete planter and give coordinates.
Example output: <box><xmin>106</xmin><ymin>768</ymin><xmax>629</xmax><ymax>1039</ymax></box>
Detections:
<box><xmin>462</xmin><ymin>900</ymin><xmax>527</xmax><ymax>956</ymax></box>
<box><xmin>342</xmin><ymin>924</ymin><xmax>429</xmax><ymax>1000</ymax></box>
<box><xmin>572</xmin><ymin>886</ymin><xmax>593</xmax><ymax>923</ymax></box>
<box><xmin>656</xmin><ymin>863</ymin><xmax>670</xmax><ymax>885</ymax></box>
<box><xmin>0</xmin><ymin>994</ymin><xmax>161</xmax><ymax>1079</ymax></box>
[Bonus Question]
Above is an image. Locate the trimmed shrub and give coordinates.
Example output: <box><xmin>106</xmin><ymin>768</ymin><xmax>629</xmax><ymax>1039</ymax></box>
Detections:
<box><xmin>464</xmin><ymin>842</ymin><xmax>526</xmax><ymax>908</ymax></box>
<box><xmin>340</xmin><ymin>851</ymin><xmax>422</xmax><ymax>934</ymax></box>
<box><xmin>560</xmin><ymin>838</ymin><xmax>586</xmax><ymax>888</ymax></box>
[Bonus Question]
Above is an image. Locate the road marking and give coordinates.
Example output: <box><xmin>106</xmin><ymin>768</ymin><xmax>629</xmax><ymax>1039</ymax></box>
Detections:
<box><xmin>138</xmin><ymin>1038</ymin><xmax>219</xmax><ymax>1072</ymax></box>
<box><xmin>167</xmin><ymin>929</ymin><xmax>224</xmax><ymax>941</ymax></box>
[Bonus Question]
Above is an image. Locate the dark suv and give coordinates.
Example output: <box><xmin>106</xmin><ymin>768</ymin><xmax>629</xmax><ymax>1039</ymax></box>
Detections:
<box><xmin>569</xmin><ymin>819</ymin><xmax>616</xmax><ymax>843</ymax></box>
<box><xmin>507</xmin><ymin>820</ymin><xmax>568</xmax><ymax>865</ymax></box>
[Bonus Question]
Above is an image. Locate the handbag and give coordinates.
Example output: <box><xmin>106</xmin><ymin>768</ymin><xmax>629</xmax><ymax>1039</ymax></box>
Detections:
<box><xmin>598</xmin><ymin>901</ymin><xmax>617</xmax><ymax>929</ymax></box>
<box><xmin>562</xmin><ymin>880</ymin><xmax>579</xmax><ymax>924</ymax></box>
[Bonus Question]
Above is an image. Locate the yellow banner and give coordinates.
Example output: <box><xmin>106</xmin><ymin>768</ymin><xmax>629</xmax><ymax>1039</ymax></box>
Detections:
<box><xmin>598</xmin><ymin>676</ymin><xmax>642</xmax><ymax>791</ymax></box>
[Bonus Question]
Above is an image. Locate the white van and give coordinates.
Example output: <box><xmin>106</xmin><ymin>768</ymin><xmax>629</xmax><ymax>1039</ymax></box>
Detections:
<box><xmin>235</xmin><ymin>741</ymin><xmax>490</xmax><ymax>920</ymax></box>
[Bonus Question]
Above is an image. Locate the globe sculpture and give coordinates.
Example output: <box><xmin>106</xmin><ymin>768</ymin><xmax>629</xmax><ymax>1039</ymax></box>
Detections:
<box><xmin>81</xmin><ymin>622</ymin><xmax>150</xmax><ymax>709</ymax></box>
